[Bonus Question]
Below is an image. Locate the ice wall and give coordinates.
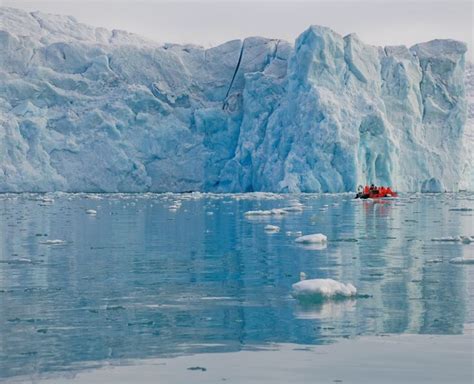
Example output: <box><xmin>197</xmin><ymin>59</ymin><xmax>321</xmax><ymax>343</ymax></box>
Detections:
<box><xmin>0</xmin><ymin>8</ymin><xmax>469</xmax><ymax>192</ymax></box>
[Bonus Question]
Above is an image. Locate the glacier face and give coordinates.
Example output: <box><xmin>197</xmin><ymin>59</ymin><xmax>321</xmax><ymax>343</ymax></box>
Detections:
<box><xmin>0</xmin><ymin>7</ymin><xmax>470</xmax><ymax>192</ymax></box>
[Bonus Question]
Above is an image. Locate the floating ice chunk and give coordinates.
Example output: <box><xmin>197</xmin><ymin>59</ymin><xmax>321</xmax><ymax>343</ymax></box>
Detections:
<box><xmin>286</xmin><ymin>231</ymin><xmax>303</xmax><ymax>237</ymax></box>
<box><xmin>288</xmin><ymin>200</ymin><xmax>304</xmax><ymax>207</ymax></box>
<box><xmin>449</xmin><ymin>257</ymin><xmax>474</xmax><ymax>264</ymax></box>
<box><xmin>244</xmin><ymin>205</ymin><xmax>305</xmax><ymax>216</ymax></box>
<box><xmin>168</xmin><ymin>203</ymin><xmax>181</xmax><ymax>211</ymax></box>
<box><xmin>295</xmin><ymin>233</ymin><xmax>327</xmax><ymax>244</ymax></box>
<box><xmin>84</xmin><ymin>194</ymin><xmax>102</xmax><ymax>200</ymax></box>
<box><xmin>244</xmin><ymin>208</ymin><xmax>287</xmax><ymax>216</ymax></box>
<box><xmin>245</xmin><ymin>210</ymin><xmax>272</xmax><ymax>216</ymax></box>
<box><xmin>40</xmin><ymin>239</ymin><xmax>67</xmax><ymax>245</ymax></box>
<box><xmin>460</xmin><ymin>236</ymin><xmax>473</xmax><ymax>244</ymax></box>
<box><xmin>40</xmin><ymin>197</ymin><xmax>54</xmax><ymax>203</ymax></box>
<box><xmin>292</xmin><ymin>278</ymin><xmax>357</xmax><ymax>302</ymax></box>
<box><xmin>449</xmin><ymin>208</ymin><xmax>473</xmax><ymax>212</ymax></box>
<box><xmin>426</xmin><ymin>259</ymin><xmax>443</xmax><ymax>264</ymax></box>
<box><xmin>264</xmin><ymin>224</ymin><xmax>280</xmax><ymax>233</ymax></box>
<box><xmin>282</xmin><ymin>205</ymin><xmax>304</xmax><ymax>213</ymax></box>
<box><xmin>431</xmin><ymin>236</ymin><xmax>462</xmax><ymax>242</ymax></box>
<box><xmin>85</xmin><ymin>209</ymin><xmax>97</xmax><ymax>215</ymax></box>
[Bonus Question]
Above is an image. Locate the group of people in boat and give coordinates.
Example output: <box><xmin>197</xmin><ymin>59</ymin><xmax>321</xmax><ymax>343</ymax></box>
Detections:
<box><xmin>355</xmin><ymin>184</ymin><xmax>397</xmax><ymax>199</ymax></box>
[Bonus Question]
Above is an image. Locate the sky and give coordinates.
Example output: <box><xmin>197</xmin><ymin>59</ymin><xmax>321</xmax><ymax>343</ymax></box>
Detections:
<box><xmin>2</xmin><ymin>0</ymin><xmax>473</xmax><ymax>60</ymax></box>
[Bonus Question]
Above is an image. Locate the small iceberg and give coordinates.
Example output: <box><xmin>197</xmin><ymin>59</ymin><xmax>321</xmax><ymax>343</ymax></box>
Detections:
<box><xmin>244</xmin><ymin>208</ymin><xmax>287</xmax><ymax>216</ymax></box>
<box><xmin>40</xmin><ymin>239</ymin><xmax>67</xmax><ymax>245</ymax></box>
<box><xmin>85</xmin><ymin>209</ymin><xmax>97</xmax><ymax>215</ymax></box>
<box><xmin>244</xmin><ymin>210</ymin><xmax>272</xmax><ymax>216</ymax></box>
<box><xmin>295</xmin><ymin>233</ymin><xmax>327</xmax><ymax>244</ymax></box>
<box><xmin>286</xmin><ymin>231</ymin><xmax>303</xmax><ymax>237</ymax></box>
<box><xmin>282</xmin><ymin>205</ymin><xmax>304</xmax><ymax>213</ymax></box>
<box><xmin>449</xmin><ymin>257</ymin><xmax>474</xmax><ymax>265</ymax></box>
<box><xmin>431</xmin><ymin>236</ymin><xmax>462</xmax><ymax>242</ymax></box>
<box><xmin>431</xmin><ymin>236</ymin><xmax>473</xmax><ymax>243</ymax></box>
<box><xmin>245</xmin><ymin>205</ymin><xmax>304</xmax><ymax>217</ymax></box>
<box><xmin>264</xmin><ymin>224</ymin><xmax>280</xmax><ymax>233</ymax></box>
<box><xmin>292</xmin><ymin>274</ymin><xmax>357</xmax><ymax>302</ymax></box>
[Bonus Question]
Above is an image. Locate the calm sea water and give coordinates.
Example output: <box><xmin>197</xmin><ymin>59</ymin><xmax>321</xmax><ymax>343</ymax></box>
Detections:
<box><xmin>0</xmin><ymin>192</ymin><xmax>473</xmax><ymax>380</ymax></box>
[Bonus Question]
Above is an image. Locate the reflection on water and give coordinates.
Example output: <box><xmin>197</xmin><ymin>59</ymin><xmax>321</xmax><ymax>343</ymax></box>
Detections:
<box><xmin>0</xmin><ymin>192</ymin><xmax>473</xmax><ymax>378</ymax></box>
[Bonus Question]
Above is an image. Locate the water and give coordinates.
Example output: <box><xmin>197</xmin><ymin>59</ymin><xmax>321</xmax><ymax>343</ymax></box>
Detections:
<box><xmin>0</xmin><ymin>192</ymin><xmax>473</xmax><ymax>381</ymax></box>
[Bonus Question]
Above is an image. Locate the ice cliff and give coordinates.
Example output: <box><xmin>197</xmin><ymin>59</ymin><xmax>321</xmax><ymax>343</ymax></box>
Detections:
<box><xmin>0</xmin><ymin>7</ymin><xmax>470</xmax><ymax>192</ymax></box>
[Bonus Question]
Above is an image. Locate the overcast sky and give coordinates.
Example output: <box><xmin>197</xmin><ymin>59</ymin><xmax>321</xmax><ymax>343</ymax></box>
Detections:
<box><xmin>3</xmin><ymin>0</ymin><xmax>473</xmax><ymax>60</ymax></box>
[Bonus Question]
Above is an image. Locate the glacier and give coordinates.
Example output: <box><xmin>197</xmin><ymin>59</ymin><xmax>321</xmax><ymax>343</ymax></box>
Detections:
<box><xmin>0</xmin><ymin>7</ymin><xmax>470</xmax><ymax>193</ymax></box>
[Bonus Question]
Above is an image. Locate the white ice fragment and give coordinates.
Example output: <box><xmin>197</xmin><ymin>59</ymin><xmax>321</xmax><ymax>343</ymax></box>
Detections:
<box><xmin>245</xmin><ymin>210</ymin><xmax>272</xmax><ymax>216</ymax></box>
<box><xmin>85</xmin><ymin>209</ymin><xmax>97</xmax><ymax>215</ymax></box>
<box><xmin>264</xmin><ymin>224</ymin><xmax>280</xmax><ymax>233</ymax></box>
<box><xmin>449</xmin><ymin>257</ymin><xmax>474</xmax><ymax>264</ymax></box>
<box><xmin>244</xmin><ymin>209</ymin><xmax>287</xmax><ymax>216</ymax></box>
<box><xmin>431</xmin><ymin>236</ymin><xmax>462</xmax><ymax>242</ymax></box>
<box><xmin>286</xmin><ymin>231</ymin><xmax>303</xmax><ymax>237</ymax></box>
<box><xmin>292</xmin><ymin>278</ymin><xmax>357</xmax><ymax>301</ymax></box>
<box><xmin>282</xmin><ymin>205</ymin><xmax>304</xmax><ymax>213</ymax></box>
<box><xmin>295</xmin><ymin>233</ymin><xmax>327</xmax><ymax>244</ymax></box>
<box><xmin>40</xmin><ymin>239</ymin><xmax>67</xmax><ymax>245</ymax></box>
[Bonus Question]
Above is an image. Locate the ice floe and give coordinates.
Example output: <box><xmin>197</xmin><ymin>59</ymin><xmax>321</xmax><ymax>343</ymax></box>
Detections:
<box><xmin>264</xmin><ymin>225</ymin><xmax>280</xmax><ymax>233</ymax></box>
<box><xmin>449</xmin><ymin>257</ymin><xmax>474</xmax><ymax>264</ymax></box>
<box><xmin>40</xmin><ymin>239</ymin><xmax>67</xmax><ymax>245</ymax></box>
<box><xmin>295</xmin><ymin>233</ymin><xmax>327</xmax><ymax>244</ymax></box>
<box><xmin>431</xmin><ymin>236</ymin><xmax>474</xmax><ymax>243</ymax></box>
<box><xmin>244</xmin><ymin>209</ymin><xmax>286</xmax><ymax>216</ymax></box>
<box><xmin>286</xmin><ymin>231</ymin><xmax>303</xmax><ymax>237</ymax></box>
<box><xmin>292</xmin><ymin>275</ymin><xmax>357</xmax><ymax>302</ymax></box>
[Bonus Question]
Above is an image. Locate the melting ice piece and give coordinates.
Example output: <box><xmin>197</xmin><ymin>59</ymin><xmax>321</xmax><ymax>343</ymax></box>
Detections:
<box><xmin>292</xmin><ymin>278</ymin><xmax>357</xmax><ymax>302</ymax></box>
<box><xmin>431</xmin><ymin>236</ymin><xmax>462</xmax><ymax>242</ymax></box>
<box><xmin>244</xmin><ymin>208</ymin><xmax>287</xmax><ymax>216</ymax></box>
<box><xmin>244</xmin><ymin>210</ymin><xmax>272</xmax><ymax>216</ymax></box>
<box><xmin>286</xmin><ymin>231</ymin><xmax>303</xmax><ymax>237</ymax></box>
<box><xmin>449</xmin><ymin>257</ymin><xmax>474</xmax><ymax>264</ymax></box>
<box><xmin>282</xmin><ymin>205</ymin><xmax>304</xmax><ymax>213</ymax></box>
<box><xmin>40</xmin><ymin>239</ymin><xmax>67</xmax><ymax>245</ymax></box>
<box><xmin>295</xmin><ymin>233</ymin><xmax>327</xmax><ymax>244</ymax></box>
<box><xmin>86</xmin><ymin>209</ymin><xmax>97</xmax><ymax>215</ymax></box>
<box><xmin>264</xmin><ymin>224</ymin><xmax>280</xmax><ymax>233</ymax></box>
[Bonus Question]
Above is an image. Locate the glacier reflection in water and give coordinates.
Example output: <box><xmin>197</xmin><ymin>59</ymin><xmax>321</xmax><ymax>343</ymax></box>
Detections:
<box><xmin>0</xmin><ymin>192</ymin><xmax>472</xmax><ymax>378</ymax></box>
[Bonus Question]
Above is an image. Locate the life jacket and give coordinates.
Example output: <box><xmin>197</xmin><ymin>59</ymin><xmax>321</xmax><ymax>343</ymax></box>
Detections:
<box><xmin>363</xmin><ymin>186</ymin><xmax>369</xmax><ymax>194</ymax></box>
